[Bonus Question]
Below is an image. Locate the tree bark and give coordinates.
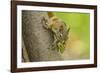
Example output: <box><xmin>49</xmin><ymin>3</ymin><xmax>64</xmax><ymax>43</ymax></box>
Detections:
<box><xmin>22</xmin><ymin>38</ymin><xmax>30</xmax><ymax>62</ymax></box>
<box><xmin>22</xmin><ymin>11</ymin><xmax>63</xmax><ymax>62</ymax></box>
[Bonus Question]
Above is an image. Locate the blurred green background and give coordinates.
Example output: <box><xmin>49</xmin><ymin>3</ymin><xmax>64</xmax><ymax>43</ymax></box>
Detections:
<box><xmin>53</xmin><ymin>12</ymin><xmax>90</xmax><ymax>59</ymax></box>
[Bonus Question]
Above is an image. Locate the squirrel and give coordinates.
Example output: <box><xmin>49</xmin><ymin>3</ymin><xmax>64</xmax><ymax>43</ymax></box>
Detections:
<box><xmin>41</xmin><ymin>12</ymin><xmax>70</xmax><ymax>53</ymax></box>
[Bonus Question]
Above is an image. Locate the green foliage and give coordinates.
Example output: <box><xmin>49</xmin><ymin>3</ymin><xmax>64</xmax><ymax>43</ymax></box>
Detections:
<box><xmin>53</xmin><ymin>12</ymin><xmax>90</xmax><ymax>58</ymax></box>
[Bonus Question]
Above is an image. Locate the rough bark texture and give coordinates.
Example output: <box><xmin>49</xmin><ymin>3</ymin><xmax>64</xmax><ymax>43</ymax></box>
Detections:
<box><xmin>22</xmin><ymin>38</ymin><xmax>30</xmax><ymax>62</ymax></box>
<box><xmin>22</xmin><ymin>11</ymin><xmax>63</xmax><ymax>62</ymax></box>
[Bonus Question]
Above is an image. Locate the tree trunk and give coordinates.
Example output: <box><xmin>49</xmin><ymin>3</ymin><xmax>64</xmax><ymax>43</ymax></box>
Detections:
<box><xmin>22</xmin><ymin>38</ymin><xmax>30</xmax><ymax>62</ymax></box>
<box><xmin>22</xmin><ymin>11</ymin><xmax>63</xmax><ymax>62</ymax></box>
